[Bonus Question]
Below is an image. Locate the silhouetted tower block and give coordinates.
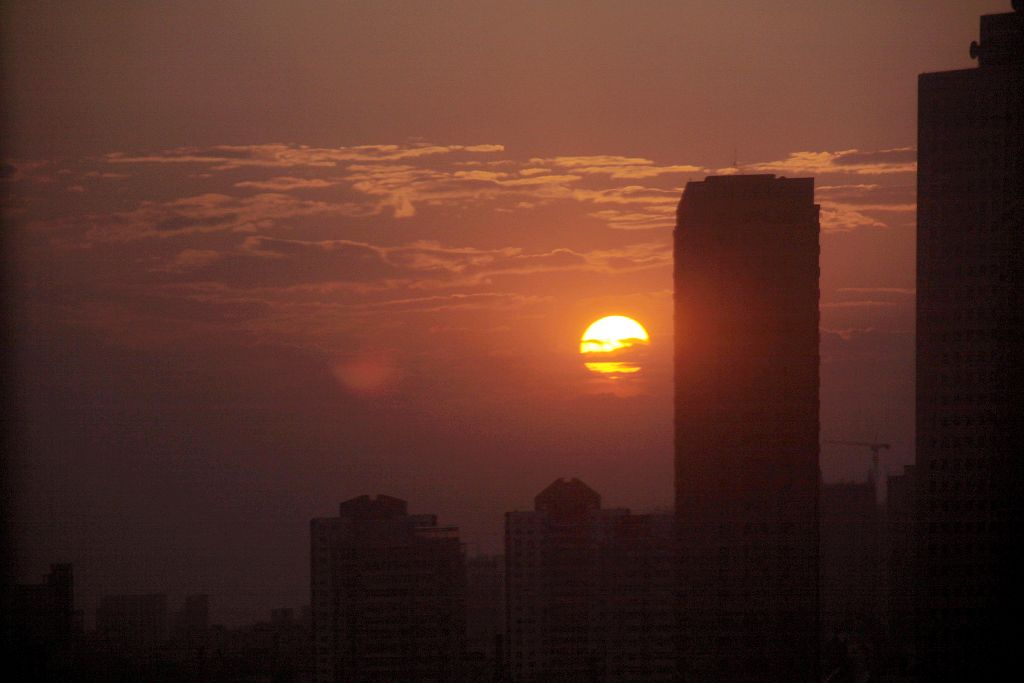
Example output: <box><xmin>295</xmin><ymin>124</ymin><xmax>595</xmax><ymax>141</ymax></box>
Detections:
<box><xmin>674</xmin><ymin>174</ymin><xmax>820</xmax><ymax>682</ymax></box>
<box><xmin>505</xmin><ymin>478</ymin><xmax>677</xmax><ymax>682</ymax></box>
<box><xmin>310</xmin><ymin>495</ymin><xmax>466</xmax><ymax>683</ymax></box>
<box><xmin>915</xmin><ymin>4</ymin><xmax>1024</xmax><ymax>678</ymax></box>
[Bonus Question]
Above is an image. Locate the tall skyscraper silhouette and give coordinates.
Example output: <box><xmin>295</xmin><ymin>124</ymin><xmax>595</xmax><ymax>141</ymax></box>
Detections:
<box><xmin>674</xmin><ymin>175</ymin><xmax>820</xmax><ymax>681</ymax></box>
<box><xmin>915</xmin><ymin>4</ymin><xmax>1023</xmax><ymax>677</ymax></box>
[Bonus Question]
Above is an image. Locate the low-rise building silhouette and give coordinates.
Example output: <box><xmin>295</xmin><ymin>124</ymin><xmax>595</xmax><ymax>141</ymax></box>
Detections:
<box><xmin>5</xmin><ymin>564</ymin><xmax>78</xmax><ymax>677</ymax></box>
<box><xmin>465</xmin><ymin>554</ymin><xmax>505</xmax><ymax>680</ymax></box>
<box><xmin>505</xmin><ymin>478</ymin><xmax>677</xmax><ymax>681</ymax></box>
<box><xmin>311</xmin><ymin>495</ymin><xmax>465</xmax><ymax>682</ymax></box>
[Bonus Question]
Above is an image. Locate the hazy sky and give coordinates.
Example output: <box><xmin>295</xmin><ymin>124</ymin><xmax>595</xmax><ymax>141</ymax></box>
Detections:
<box><xmin>3</xmin><ymin>0</ymin><xmax>1007</xmax><ymax>625</ymax></box>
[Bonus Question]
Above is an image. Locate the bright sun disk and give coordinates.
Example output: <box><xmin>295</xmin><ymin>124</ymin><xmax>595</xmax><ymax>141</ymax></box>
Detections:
<box><xmin>580</xmin><ymin>315</ymin><xmax>649</xmax><ymax>354</ymax></box>
<box><xmin>579</xmin><ymin>315</ymin><xmax>650</xmax><ymax>377</ymax></box>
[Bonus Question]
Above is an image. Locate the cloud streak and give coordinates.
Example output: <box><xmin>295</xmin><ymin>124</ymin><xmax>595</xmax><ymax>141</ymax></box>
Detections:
<box><xmin>717</xmin><ymin>147</ymin><xmax>916</xmax><ymax>177</ymax></box>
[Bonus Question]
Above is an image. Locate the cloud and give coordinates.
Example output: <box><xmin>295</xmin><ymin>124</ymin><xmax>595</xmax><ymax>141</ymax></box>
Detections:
<box><xmin>821</xmin><ymin>300</ymin><xmax>901</xmax><ymax>308</ymax></box>
<box><xmin>812</xmin><ymin>182</ymin><xmax>915</xmax><ymax>232</ymax></box>
<box><xmin>12</xmin><ymin>138</ymin><xmax>917</xmax><ymax>367</ymax></box>
<box><xmin>534</xmin><ymin>155</ymin><xmax>703</xmax><ymax>179</ymax></box>
<box><xmin>822</xmin><ymin>286</ymin><xmax>914</xmax><ymax>310</ymax></box>
<box><xmin>344</xmin><ymin>291</ymin><xmax>547</xmax><ymax>314</ymax></box>
<box><xmin>234</xmin><ymin>176</ymin><xmax>340</xmax><ymax>191</ymax></box>
<box><xmin>716</xmin><ymin>147</ymin><xmax>916</xmax><ymax>177</ymax></box>
<box><xmin>45</xmin><ymin>142</ymin><xmax>690</xmax><ymax>230</ymax></box>
<box><xmin>82</xmin><ymin>192</ymin><xmax>369</xmax><ymax>242</ymax></box>
<box><xmin>837</xmin><ymin>287</ymin><xmax>914</xmax><ymax>295</ymax></box>
<box><xmin>104</xmin><ymin>142</ymin><xmax>506</xmax><ymax>171</ymax></box>
<box><xmin>142</xmin><ymin>232</ymin><xmax>670</xmax><ymax>305</ymax></box>
<box><xmin>816</xmin><ymin>183</ymin><xmax>914</xmax><ymax>208</ymax></box>
<box><xmin>587</xmin><ymin>209</ymin><xmax>675</xmax><ymax>231</ymax></box>
<box><xmin>158</xmin><ymin>249</ymin><xmax>225</xmax><ymax>272</ymax></box>
<box><xmin>536</xmin><ymin>155</ymin><xmax>704</xmax><ymax>180</ymax></box>
<box><xmin>833</xmin><ymin>148</ymin><xmax>917</xmax><ymax>168</ymax></box>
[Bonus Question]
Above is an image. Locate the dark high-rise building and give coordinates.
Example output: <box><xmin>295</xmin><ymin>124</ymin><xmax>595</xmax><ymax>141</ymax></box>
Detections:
<box><xmin>674</xmin><ymin>174</ymin><xmax>820</xmax><ymax>681</ymax></box>
<box><xmin>915</xmin><ymin>4</ymin><xmax>1023</xmax><ymax>677</ymax></box>
<box><xmin>310</xmin><ymin>495</ymin><xmax>465</xmax><ymax>683</ymax></box>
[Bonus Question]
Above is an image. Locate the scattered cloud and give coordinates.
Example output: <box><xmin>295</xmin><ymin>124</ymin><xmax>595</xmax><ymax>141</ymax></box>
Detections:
<box><xmin>837</xmin><ymin>287</ymin><xmax>914</xmax><ymax>295</ymax></box>
<box><xmin>821</xmin><ymin>300</ymin><xmax>901</xmax><ymax>308</ymax></box>
<box><xmin>9</xmin><ymin>140</ymin><xmax>914</xmax><ymax>360</ymax></box>
<box><xmin>80</xmin><ymin>192</ymin><xmax>369</xmax><ymax>242</ymax></box>
<box><xmin>104</xmin><ymin>142</ymin><xmax>507</xmax><ymax>171</ymax></box>
<box><xmin>716</xmin><ymin>147</ymin><xmax>916</xmax><ymax>177</ymax></box>
<box><xmin>534</xmin><ymin>155</ymin><xmax>703</xmax><ymax>179</ymax></box>
<box><xmin>234</xmin><ymin>176</ymin><xmax>340</xmax><ymax>191</ymax></box>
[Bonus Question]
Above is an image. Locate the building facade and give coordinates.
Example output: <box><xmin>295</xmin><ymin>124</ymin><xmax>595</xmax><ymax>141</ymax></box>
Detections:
<box><xmin>505</xmin><ymin>478</ymin><xmax>677</xmax><ymax>681</ymax></box>
<box><xmin>674</xmin><ymin>174</ymin><xmax>820</xmax><ymax>681</ymax></box>
<box><xmin>915</xmin><ymin>5</ymin><xmax>1023</xmax><ymax>677</ymax></box>
<box><xmin>310</xmin><ymin>495</ymin><xmax>465</xmax><ymax>682</ymax></box>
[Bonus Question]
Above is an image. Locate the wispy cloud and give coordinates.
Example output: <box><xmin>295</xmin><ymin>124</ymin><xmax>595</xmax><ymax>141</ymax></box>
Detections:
<box><xmin>80</xmin><ymin>192</ymin><xmax>369</xmax><ymax>242</ymax></box>
<box><xmin>716</xmin><ymin>147</ymin><xmax>916</xmax><ymax>177</ymax></box>
<box><xmin>105</xmin><ymin>142</ymin><xmax>507</xmax><ymax>170</ymax></box>
<box><xmin>9</xmin><ymin>139</ymin><xmax>918</xmax><ymax>363</ymax></box>
<box><xmin>233</xmin><ymin>176</ymin><xmax>341</xmax><ymax>191</ymax></box>
<box><xmin>534</xmin><ymin>155</ymin><xmax>703</xmax><ymax>179</ymax></box>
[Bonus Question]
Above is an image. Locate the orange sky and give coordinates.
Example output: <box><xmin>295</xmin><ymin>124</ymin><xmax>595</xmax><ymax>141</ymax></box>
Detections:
<box><xmin>2</xmin><ymin>0</ymin><xmax>1007</xmax><ymax>625</ymax></box>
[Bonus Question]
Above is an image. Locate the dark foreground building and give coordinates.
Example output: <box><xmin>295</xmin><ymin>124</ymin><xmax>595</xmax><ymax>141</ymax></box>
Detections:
<box><xmin>915</xmin><ymin>4</ymin><xmax>1024</xmax><ymax>677</ymax></box>
<box><xmin>674</xmin><ymin>175</ymin><xmax>820</xmax><ymax>681</ymax></box>
<box><xmin>5</xmin><ymin>564</ymin><xmax>77</xmax><ymax>677</ymax></box>
<box><xmin>311</xmin><ymin>495</ymin><xmax>465</xmax><ymax>682</ymax></box>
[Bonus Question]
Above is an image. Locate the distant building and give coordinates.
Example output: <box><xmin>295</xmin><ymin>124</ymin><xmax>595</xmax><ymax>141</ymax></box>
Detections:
<box><xmin>915</xmin><ymin>4</ymin><xmax>1023</xmax><ymax>677</ymax></box>
<box><xmin>674</xmin><ymin>174</ymin><xmax>821</xmax><ymax>681</ymax></box>
<box><xmin>505</xmin><ymin>478</ymin><xmax>677</xmax><ymax>681</ymax></box>
<box><xmin>820</xmin><ymin>480</ymin><xmax>881</xmax><ymax>635</ymax></box>
<box><xmin>310</xmin><ymin>495</ymin><xmax>465</xmax><ymax>682</ymax></box>
<box><xmin>464</xmin><ymin>554</ymin><xmax>504</xmax><ymax>679</ymax></box>
<box><xmin>171</xmin><ymin>593</ymin><xmax>209</xmax><ymax>647</ymax></box>
<box><xmin>883</xmin><ymin>466</ymin><xmax>916</xmax><ymax>656</ymax></box>
<box><xmin>5</xmin><ymin>564</ymin><xmax>77</xmax><ymax>676</ymax></box>
<box><xmin>96</xmin><ymin>593</ymin><xmax>169</xmax><ymax>652</ymax></box>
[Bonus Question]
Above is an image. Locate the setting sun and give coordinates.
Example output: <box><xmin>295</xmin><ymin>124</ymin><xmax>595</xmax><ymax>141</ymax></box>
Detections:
<box><xmin>580</xmin><ymin>315</ymin><xmax>650</xmax><ymax>376</ymax></box>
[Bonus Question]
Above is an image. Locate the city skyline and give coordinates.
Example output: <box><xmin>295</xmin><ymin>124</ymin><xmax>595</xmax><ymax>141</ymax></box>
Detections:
<box><xmin>3</xmin><ymin>1</ymin><xmax>1008</xmax><ymax>628</ymax></box>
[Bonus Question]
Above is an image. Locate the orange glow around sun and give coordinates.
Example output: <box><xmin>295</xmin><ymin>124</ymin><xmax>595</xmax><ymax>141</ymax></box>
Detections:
<box><xmin>579</xmin><ymin>315</ymin><xmax>650</xmax><ymax>377</ymax></box>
